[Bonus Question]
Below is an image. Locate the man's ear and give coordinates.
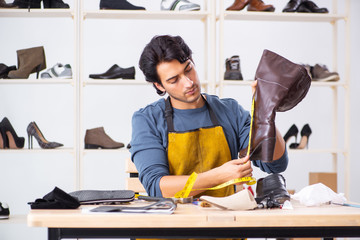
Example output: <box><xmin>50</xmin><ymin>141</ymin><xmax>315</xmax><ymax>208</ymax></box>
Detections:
<box><xmin>154</xmin><ymin>82</ymin><xmax>165</xmax><ymax>92</ymax></box>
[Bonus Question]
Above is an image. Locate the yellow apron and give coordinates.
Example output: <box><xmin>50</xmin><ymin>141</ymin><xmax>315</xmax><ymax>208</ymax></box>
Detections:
<box><xmin>165</xmin><ymin>95</ymin><xmax>234</xmax><ymax>198</ymax></box>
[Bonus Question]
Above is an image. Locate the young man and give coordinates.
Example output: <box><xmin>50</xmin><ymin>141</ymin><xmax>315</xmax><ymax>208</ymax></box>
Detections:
<box><xmin>130</xmin><ymin>35</ymin><xmax>288</xmax><ymax>198</ymax></box>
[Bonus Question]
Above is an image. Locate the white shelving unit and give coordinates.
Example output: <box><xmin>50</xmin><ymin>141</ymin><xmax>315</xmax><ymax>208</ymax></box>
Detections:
<box><xmin>77</xmin><ymin>0</ymin><xmax>216</xmax><ymax>189</ymax></box>
<box><xmin>218</xmin><ymin>0</ymin><xmax>351</xmax><ymax>197</ymax></box>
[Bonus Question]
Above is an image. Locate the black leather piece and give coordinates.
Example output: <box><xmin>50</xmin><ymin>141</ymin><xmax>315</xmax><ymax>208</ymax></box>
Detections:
<box><xmin>282</xmin><ymin>0</ymin><xmax>303</xmax><ymax>12</ymax></box>
<box><xmin>99</xmin><ymin>0</ymin><xmax>145</xmax><ymax>10</ymax></box>
<box><xmin>255</xmin><ymin>173</ymin><xmax>290</xmax><ymax>205</ymax></box>
<box><xmin>28</xmin><ymin>187</ymin><xmax>80</xmax><ymax>209</ymax></box>
<box><xmin>89</xmin><ymin>64</ymin><xmax>135</xmax><ymax>79</ymax></box>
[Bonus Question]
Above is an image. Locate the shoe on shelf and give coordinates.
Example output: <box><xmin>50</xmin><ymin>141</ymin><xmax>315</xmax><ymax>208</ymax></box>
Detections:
<box><xmin>27</xmin><ymin>121</ymin><xmax>63</xmax><ymax>149</ymax></box>
<box><xmin>282</xmin><ymin>0</ymin><xmax>303</xmax><ymax>12</ymax></box>
<box><xmin>247</xmin><ymin>0</ymin><xmax>275</xmax><ymax>12</ymax></box>
<box><xmin>297</xmin><ymin>0</ymin><xmax>328</xmax><ymax>13</ymax></box>
<box><xmin>12</xmin><ymin>0</ymin><xmax>41</xmax><ymax>8</ymax></box>
<box><xmin>161</xmin><ymin>0</ymin><xmax>200</xmax><ymax>11</ymax></box>
<box><xmin>283</xmin><ymin>124</ymin><xmax>298</xmax><ymax>144</ymax></box>
<box><xmin>43</xmin><ymin>0</ymin><xmax>69</xmax><ymax>8</ymax></box>
<box><xmin>8</xmin><ymin>46</ymin><xmax>46</xmax><ymax>79</ymax></box>
<box><xmin>289</xmin><ymin>123</ymin><xmax>312</xmax><ymax>149</ymax></box>
<box><xmin>0</xmin><ymin>202</ymin><xmax>10</xmax><ymax>219</ymax></box>
<box><xmin>0</xmin><ymin>117</ymin><xmax>25</xmax><ymax>149</ymax></box>
<box><xmin>41</xmin><ymin>63</ymin><xmax>72</xmax><ymax>79</ymax></box>
<box><xmin>84</xmin><ymin>127</ymin><xmax>124</xmax><ymax>149</ymax></box>
<box><xmin>226</xmin><ymin>0</ymin><xmax>250</xmax><ymax>11</ymax></box>
<box><xmin>0</xmin><ymin>63</ymin><xmax>17</xmax><ymax>79</ymax></box>
<box><xmin>224</xmin><ymin>55</ymin><xmax>243</xmax><ymax>80</ymax></box>
<box><xmin>99</xmin><ymin>0</ymin><xmax>145</xmax><ymax>10</ymax></box>
<box><xmin>0</xmin><ymin>0</ymin><xmax>17</xmax><ymax>8</ymax></box>
<box><xmin>89</xmin><ymin>64</ymin><xmax>135</xmax><ymax>79</ymax></box>
<box><xmin>311</xmin><ymin>64</ymin><xmax>339</xmax><ymax>82</ymax></box>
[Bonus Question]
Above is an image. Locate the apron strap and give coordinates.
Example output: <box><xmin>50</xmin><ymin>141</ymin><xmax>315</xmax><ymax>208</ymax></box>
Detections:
<box><xmin>165</xmin><ymin>95</ymin><xmax>220</xmax><ymax>133</ymax></box>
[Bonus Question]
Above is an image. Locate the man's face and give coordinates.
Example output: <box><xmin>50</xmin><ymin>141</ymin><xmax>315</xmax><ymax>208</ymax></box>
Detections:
<box><xmin>155</xmin><ymin>59</ymin><xmax>202</xmax><ymax>109</ymax></box>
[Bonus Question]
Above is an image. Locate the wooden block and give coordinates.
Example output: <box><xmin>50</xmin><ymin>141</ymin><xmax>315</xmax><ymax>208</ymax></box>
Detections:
<box><xmin>309</xmin><ymin>172</ymin><xmax>337</xmax><ymax>192</ymax></box>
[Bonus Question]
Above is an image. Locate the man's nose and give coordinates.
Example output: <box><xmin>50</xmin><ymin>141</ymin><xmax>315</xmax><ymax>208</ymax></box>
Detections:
<box><xmin>181</xmin><ymin>74</ymin><xmax>193</xmax><ymax>86</ymax></box>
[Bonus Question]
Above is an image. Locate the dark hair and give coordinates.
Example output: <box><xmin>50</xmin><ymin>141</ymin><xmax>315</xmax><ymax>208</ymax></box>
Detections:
<box><xmin>139</xmin><ymin>35</ymin><xmax>193</xmax><ymax>95</ymax></box>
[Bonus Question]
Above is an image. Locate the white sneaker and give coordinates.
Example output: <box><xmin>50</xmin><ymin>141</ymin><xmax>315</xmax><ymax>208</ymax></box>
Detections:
<box><xmin>161</xmin><ymin>0</ymin><xmax>200</xmax><ymax>11</ymax></box>
<box><xmin>41</xmin><ymin>63</ymin><xmax>72</xmax><ymax>79</ymax></box>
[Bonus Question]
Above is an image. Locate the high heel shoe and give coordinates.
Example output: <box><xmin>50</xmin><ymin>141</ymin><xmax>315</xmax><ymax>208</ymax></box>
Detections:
<box><xmin>283</xmin><ymin>124</ymin><xmax>298</xmax><ymax>144</ymax></box>
<box><xmin>27</xmin><ymin>122</ymin><xmax>63</xmax><ymax>149</ymax></box>
<box><xmin>289</xmin><ymin>124</ymin><xmax>312</xmax><ymax>149</ymax></box>
<box><xmin>8</xmin><ymin>46</ymin><xmax>46</xmax><ymax>79</ymax></box>
<box><xmin>0</xmin><ymin>117</ymin><xmax>25</xmax><ymax>149</ymax></box>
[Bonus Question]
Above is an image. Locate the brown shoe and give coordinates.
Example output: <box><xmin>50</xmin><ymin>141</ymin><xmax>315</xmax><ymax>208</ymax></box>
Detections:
<box><xmin>247</xmin><ymin>0</ymin><xmax>275</xmax><ymax>12</ymax></box>
<box><xmin>226</xmin><ymin>0</ymin><xmax>250</xmax><ymax>11</ymax></box>
<box><xmin>239</xmin><ymin>50</ymin><xmax>311</xmax><ymax>162</ymax></box>
<box><xmin>84</xmin><ymin>127</ymin><xmax>124</xmax><ymax>149</ymax></box>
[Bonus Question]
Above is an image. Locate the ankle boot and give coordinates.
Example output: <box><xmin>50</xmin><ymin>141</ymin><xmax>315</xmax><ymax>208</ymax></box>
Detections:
<box><xmin>8</xmin><ymin>46</ymin><xmax>46</xmax><ymax>79</ymax></box>
<box><xmin>247</xmin><ymin>0</ymin><xmax>275</xmax><ymax>12</ymax></box>
<box><xmin>226</xmin><ymin>0</ymin><xmax>250</xmax><ymax>11</ymax></box>
<box><xmin>239</xmin><ymin>50</ymin><xmax>311</xmax><ymax>162</ymax></box>
<box><xmin>224</xmin><ymin>55</ymin><xmax>243</xmax><ymax>80</ymax></box>
<box><xmin>84</xmin><ymin>127</ymin><xmax>124</xmax><ymax>149</ymax></box>
<box><xmin>12</xmin><ymin>0</ymin><xmax>41</xmax><ymax>8</ymax></box>
<box><xmin>43</xmin><ymin>0</ymin><xmax>69</xmax><ymax>8</ymax></box>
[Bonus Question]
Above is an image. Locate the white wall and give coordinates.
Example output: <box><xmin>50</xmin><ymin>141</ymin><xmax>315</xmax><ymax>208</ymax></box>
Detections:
<box><xmin>0</xmin><ymin>0</ymin><xmax>359</xmax><ymax>239</ymax></box>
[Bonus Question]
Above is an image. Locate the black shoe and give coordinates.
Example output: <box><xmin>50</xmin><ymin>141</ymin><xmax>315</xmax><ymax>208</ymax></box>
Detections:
<box><xmin>297</xmin><ymin>0</ymin><xmax>328</xmax><ymax>13</ymax></box>
<box><xmin>255</xmin><ymin>173</ymin><xmax>290</xmax><ymax>207</ymax></box>
<box><xmin>283</xmin><ymin>124</ymin><xmax>298</xmax><ymax>144</ymax></box>
<box><xmin>282</xmin><ymin>0</ymin><xmax>303</xmax><ymax>12</ymax></box>
<box><xmin>0</xmin><ymin>117</ymin><xmax>25</xmax><ymax>149</ymax></box>
<box><xmin>12</xmin><ymin>0</ymin><xmax>41</xmax><ymax>8</ymax></box>
<box><xmin>99</xmin><ymin>0</ymin><xmax>145</xmax><ymax>10</ymax></box>
<box><xmin>89</xmin><ymin>64</ymin><xmax>135</xmax><ymax>79</ymax></box>
<box><xmin>224</xmin><ymin>55</ymin><xmax>243</xmax><ymax>80</ymax></box>
<box><xmin>0</xmin><ymin>63</ymin><xmax>17</xmax><ymax>79</ymax></box>
<box><xmin>0</xmin><ymin>202</ymin><xmax>10</xmax><ymax>219</ymax></box>
<box><xmin>43</xmin><ymin>0</ymin><xmax>70</xmax><ymax>8</ymax></box>
<box><xmin>289</xmin><ymin>123</ymin><xmax>312</xmax><ymax>149</ymax></box>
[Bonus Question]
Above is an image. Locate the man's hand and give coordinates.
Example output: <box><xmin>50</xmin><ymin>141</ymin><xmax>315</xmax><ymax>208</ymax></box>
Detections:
<box><xmin>251</xmin><ymin>80</ymin><xmax>257</xmax><ymax>95</ymax></box>
<box><xmin>213</xmin><ymin>155</ymin><xmax>253</xmax><ymax>184</ymax></box>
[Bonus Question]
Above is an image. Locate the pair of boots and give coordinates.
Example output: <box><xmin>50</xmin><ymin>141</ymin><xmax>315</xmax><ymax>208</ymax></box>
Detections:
<box><xmin>227</xmin><ymin>0</ymin><xmax>275</xmax><ymax>12</ymax></box>
<box><xmin>239</xmin><ymin>50</ymin><xmax>311</xmax><ymax>162</ymax></box>
<box><xmin>11</xmin><ymin>0</ymin><xmax>69</xmax><ymax>8</ymax></box>
<box><xmin>7</xmin><ymin>46</ymin><xmax>46</xmax><ymax>79</ymax></box>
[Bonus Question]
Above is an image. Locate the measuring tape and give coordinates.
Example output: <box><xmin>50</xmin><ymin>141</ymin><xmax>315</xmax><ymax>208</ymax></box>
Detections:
<box><xmin>174</xmin><ymin>172</ymin><xmax>256</xmax><ymax>198</ymax></box>
<box><xmin>175</xmin><ymin>91</ymin><xmax>257</xmax><ymax>199</ymax></box>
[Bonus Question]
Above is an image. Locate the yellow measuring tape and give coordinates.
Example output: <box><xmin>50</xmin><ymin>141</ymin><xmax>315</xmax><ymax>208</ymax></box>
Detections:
<box><xmin>174</xmin><ymin>92</ymin><xmax>257</xmax><ymax>199</ymax></box>
<box><xmin>174</xmin><ymin>172</ymin><xmax>256</xmax><ymax>198</ymax></box>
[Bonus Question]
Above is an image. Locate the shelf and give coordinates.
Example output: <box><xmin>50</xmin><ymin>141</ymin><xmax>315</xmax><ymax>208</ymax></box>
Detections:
<box><xmin>83</xmin><ymin>148</ymin><xmax>130</xmax><ymax>154</ymax></box>
<box><xmin>221</xmin><ymin>12</ymin><xmax>346</xmax><ymax>23</ymax></box>
<box><xmin>219</xmin><ymin>80</ymin><xmax>345</xmax><ymax>87</ymax></box>
<box><xmin>83</xmin><ymin>79</ymin><xmax>210</xmax><ymax>86</ymax></box>
<box><xmin>83</xmin><ymin>79</ymin><xmax>150</xmax><ymax>86</ymax></box>
<box><xmin>0</xmin><ymin>9</ymin><xmax>74</xmax><ymax>18</ymax></box>
<box><xmin>288</xmin><ymin>148</ymin><xmax>346</xmax><ymax>154</ymax></box>
<box><xmin>0</xmin><ymin>79</ymin><xmax>74</xmax><ymax>84</ymax></box>
<box><xmin>83</xmin><ymin>10</ymin><xmax>210</xmax><ymax>21</ymax></box>
<box><xmin>0</xmin><ymin>148</ymin><xmax>75</xmax><ymax>154</ymax></box>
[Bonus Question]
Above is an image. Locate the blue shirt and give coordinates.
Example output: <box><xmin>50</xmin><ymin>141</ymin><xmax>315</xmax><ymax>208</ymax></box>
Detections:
<box><xmin>130</xmin><ymin>93</ymin><xmax>288</xmax><ymax>197</ymax></box>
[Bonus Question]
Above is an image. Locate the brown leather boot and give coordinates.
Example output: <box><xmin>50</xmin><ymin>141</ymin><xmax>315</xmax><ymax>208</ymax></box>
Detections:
<box><xmin>8</xmin><ymin>46</ymin><xmax>46</xmax><ymax>79</ymax></box>
<box><xmin>226</xmin><ymin>0</ymin><xmax>250</xmax><ymax>11</ymax></box>
<box><xmin>247</xmin><ymin>0</ymin><xmax>275</xmax><ymax>12</ymax></box>
<box><xmin>239</xmin><ymin>50</ymin><xmax>311</xmax><ymax>162</ymax></box>
<box><xmin>84</xmin><ymin>127</ymin><xmax>124</xmax><ymax>149</ymax></box>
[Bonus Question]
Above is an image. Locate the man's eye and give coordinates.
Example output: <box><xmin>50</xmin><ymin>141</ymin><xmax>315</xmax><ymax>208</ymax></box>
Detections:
<box><xmin>169</xmin><ymin>78</ymin><xmax>178</xmax><ymax>84</ymax></box>
<box><xmin>185</xmin><ymin>67</ymin><xmax>192</xmax><ymax>73</ymax></box>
